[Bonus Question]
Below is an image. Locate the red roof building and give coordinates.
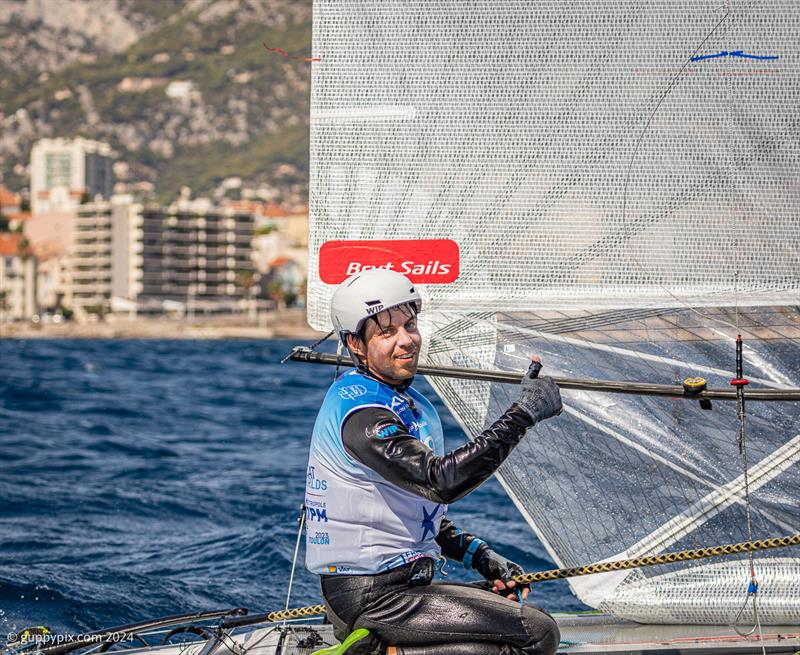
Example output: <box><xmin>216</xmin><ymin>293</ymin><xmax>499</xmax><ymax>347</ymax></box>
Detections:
<box><xmin>263</xmin><ymin>203</ymin><xmax>289</xmax><ymax>218</ymax></box>
<box><xmin>0</xmin><ymin>233</ymin><xmax>22</xmax><ymax>256</ymax></box>
<box><xmin>0</xmin><ymin>185</ymin><xmax>21</xmax><ymax>214</ymax></box>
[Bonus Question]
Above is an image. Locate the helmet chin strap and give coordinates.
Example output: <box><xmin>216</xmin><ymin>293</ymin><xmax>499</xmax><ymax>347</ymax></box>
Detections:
<box><xmin>340</xmin><ymin>333</ymin><xmax>369</xmax><ymax>373</ymax></box>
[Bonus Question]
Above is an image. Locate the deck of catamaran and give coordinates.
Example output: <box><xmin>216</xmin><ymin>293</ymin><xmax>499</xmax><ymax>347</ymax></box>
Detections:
<box><xmin>12</xmin><ymin>611</ymin><xmax>800</xmax><ymax>655</ymax></box>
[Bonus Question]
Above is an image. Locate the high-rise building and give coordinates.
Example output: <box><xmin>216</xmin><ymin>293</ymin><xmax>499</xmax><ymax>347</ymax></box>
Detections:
<box><xmin>30</xmin><ymin>138</ymin><xmax>115</xmax><ymax>215</ymax></box>
<box><xmin>71</xmin><ymin>196</ymin><xmax>141</xmax><ymax>317</ymax></box>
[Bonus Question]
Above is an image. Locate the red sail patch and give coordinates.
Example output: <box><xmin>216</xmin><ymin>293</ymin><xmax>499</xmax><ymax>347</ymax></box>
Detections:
<box><xmin>319</xmin><ymin>239</ymin><xmax>460</xmax><ymax>284</ymax></box>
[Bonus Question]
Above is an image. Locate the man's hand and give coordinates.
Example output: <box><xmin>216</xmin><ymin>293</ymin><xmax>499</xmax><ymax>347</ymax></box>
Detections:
<box><xmin>491</xmin><ymin>578</ymin><xmax>530</xmax><ymax>603</ymax></box>
<box><xmin>474</xmin><ymin>548</ymin><xmax>531</xmax><ymax>603</ymax></box>
<box><xmin>515</xmin><ymin>357</ymin><xmax>562</xmax><ymax>424</ymax></box>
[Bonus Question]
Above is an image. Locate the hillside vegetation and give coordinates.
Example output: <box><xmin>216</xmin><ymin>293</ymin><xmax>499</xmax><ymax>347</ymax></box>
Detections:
<box><xmin>0</xmin><ymin>0</ymin><xmax>312</xmax><ymax>203</ymax></box>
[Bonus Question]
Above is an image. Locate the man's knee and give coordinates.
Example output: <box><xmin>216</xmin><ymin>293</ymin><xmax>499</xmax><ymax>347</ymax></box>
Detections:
<box><xmin>520</xmin><ymin>607</ymin><xmax>560</xmax><ymax>655</ymax></box>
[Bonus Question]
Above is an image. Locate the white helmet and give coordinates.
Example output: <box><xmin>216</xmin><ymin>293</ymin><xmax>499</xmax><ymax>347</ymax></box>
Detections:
<box><xmin>331</xmin><ymin>268</ymin><xmax>422</xmax><ymax>339</ymax></box>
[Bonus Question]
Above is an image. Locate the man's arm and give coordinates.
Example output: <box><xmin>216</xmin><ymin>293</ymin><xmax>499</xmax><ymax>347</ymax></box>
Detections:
<box><xmin>435</xmin><ymin>516</ymin><xmax>488</xmax><ymax>566</ymax></box>
<box><xmin>342</xmin><ymin>402</ymin><xmax>535</xmax><ymax>504</ymax></box>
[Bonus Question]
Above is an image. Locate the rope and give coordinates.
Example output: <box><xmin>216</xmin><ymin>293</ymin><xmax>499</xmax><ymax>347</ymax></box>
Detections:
<box><xmin>259</xmin><ymin>533</ymin><xmax>800</xmax><ymax>623</ymax></box>
<box><xmin>282</xmin><ymin>505</ymin><xmax>307</xmax><ymax>626</ymax></box>
<box><xmin>513</xmin><ymin>533</ymin><xmax>800</xmax><ymax>586</ymax></box>
<box><xmin>264</xmin><ymin>604</ymin><xmax>328</xmax><ymax>622</ymax></box>
<box><xmin>730</xmin><ymin>334</ymin><xmax>765</xmax><ymax>643</ymax></box>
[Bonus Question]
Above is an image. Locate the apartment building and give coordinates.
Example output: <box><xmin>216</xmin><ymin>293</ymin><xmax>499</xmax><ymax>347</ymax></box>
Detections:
<box><xmin>138</xmin><ymin>200</ymin><xmax>255</xmax><ymax>310</ymax></box>
<box><xmin>71</xmin><ymin>196</ymin><xmax>141</xmax><ymax>317</ymax></box>
<box><xmin>0</xmin><ymin>233</ymin><xmax>37</xmax><ymax>320</ymax></box>
<box><xmin>30</xmin><ymin>138</ymin><xmax>114</xmax><ymax>215</ymax></box>
<box><xmin>66</xmin><ymin>197</ymin><xmax>255</xmax><ymax>317</ymax></box>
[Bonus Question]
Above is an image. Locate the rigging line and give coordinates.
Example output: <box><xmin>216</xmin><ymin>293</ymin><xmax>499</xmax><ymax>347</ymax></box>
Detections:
<box><xmin>232</xmin><ymin>533</ymin><xmax>800</xmax><ymax>626</ymax></box>
<box><xmin>705</xmin><ymin>324</ymin><xmax>795</xmax><ymax>388</ymax></box>
<box><xmin>726</xmin><ymin>3</ymin><xmax>742</xmax><ymax>338</ymax></box>
<box><xmin>720</xmin><ymin>14</ymin><xmax>763</xmax><ymax>644</ymax></box>
<box><xmin>513</xmin><ymin>532</ymin><xmax>800</xmax><ymax>586</ymax></box>
<box><xmin>724</xmin><ymin>19</ymin><xmax>763</xmax><ymax>638</ymax></box>
<box><xmin>732</xmin><ymin>335</ymin><xmax>763</xmax><ymax>640</ymax></box>
<box><xmin>280</xmin><ymin>330</ymin><xmax>333</xmax><ymax>363</ymax></box>
<box><xmin>620</xmin><ymin>6</ymin><xmax>742</xmax><ymax>333</ymax></box>
<box><xmin>283</xmin><ymin>505</ymin><xmax>307</xmax><ymax>627</ymax></box>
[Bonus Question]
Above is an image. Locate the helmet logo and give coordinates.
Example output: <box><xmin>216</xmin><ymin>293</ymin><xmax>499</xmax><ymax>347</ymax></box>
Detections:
<box><xmin>365</xmin><ymin>299</ymin><xmax>384</xmax><ymax>315</ymax></box>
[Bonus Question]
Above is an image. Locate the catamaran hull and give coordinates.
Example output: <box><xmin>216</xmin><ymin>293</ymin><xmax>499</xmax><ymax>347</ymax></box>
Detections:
<box><xmin>100</xmin><ymin>614</ymin><xmax>800</xmax><ymax>655</ymax></box>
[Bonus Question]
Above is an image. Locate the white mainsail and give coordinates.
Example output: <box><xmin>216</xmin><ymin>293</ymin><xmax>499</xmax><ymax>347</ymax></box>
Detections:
<box><xmin>306</xmin><ymin>1</ymin><xmax>800</xmax><ymax>624</ymax></box>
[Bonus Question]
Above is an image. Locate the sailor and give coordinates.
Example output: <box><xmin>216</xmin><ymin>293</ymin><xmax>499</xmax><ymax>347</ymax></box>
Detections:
<box><xmin>306</xmin><ymin>268</ymin><xmax>563</xmax><ymax>655</ymax></box>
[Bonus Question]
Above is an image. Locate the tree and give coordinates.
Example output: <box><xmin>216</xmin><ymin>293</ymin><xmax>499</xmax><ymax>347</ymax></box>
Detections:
<box><xmin>85</xmin><ymin>302</ymin><xmax>107</xmax><ymax>320</ymax></box>
<box><xmin>267</xmin><ymin>279</ymin><xmax>286</xmax><ymax>311</ymax></box>
<box><xmin>0</xmin><ymin>290</ymin><xmax>7</xmax><ymax>337</ymax></box>
<box><xmin>254</xmin><ymin>223</ymin><xmax>278</xmax><ymax>236</ymax></box>
<box><xmin>17</xmin><ymin>235</ymin><xmax>30</xmax><ymax>257</ymax></box>
<box><xmin>237</xmin><ymin>268</ymin><xmax>259</xmax><ymax>319</ymax></box>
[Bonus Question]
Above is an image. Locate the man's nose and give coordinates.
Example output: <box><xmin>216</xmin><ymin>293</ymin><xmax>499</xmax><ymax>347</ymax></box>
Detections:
<box><xmin>396</xmin><ymin>326</ymin><xmax>415</xmax><ymax>348</ymax></box>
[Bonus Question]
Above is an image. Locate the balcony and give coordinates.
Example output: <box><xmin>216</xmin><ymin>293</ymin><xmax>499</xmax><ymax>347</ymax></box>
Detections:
<box><xmin>72</xmin><ymin>256</ymin><xmax>112</xmax><ymax>268</ymax></box>
<box><xmin>73</xmin><ymin>245</ymin><xmax>111</xmax><ymax>256</ymax></box>
<box><xmin>72</xmin><ymin>282</ymin><xmax>111</xmax><ymax>294</ymax></box>
<box><xmin>75</xmin><ymin>226</ymin><xmax>111</xmax><ymax>236</ymax></box>
<box><xmin>161</xmin><ymin>246</ymin><xmax>198</xmax><ymax>256</ymax></box>
<box><xmin>72</xmin><ymin>270</ymin><xmax>111</xmax><ymax>281</ymax></box>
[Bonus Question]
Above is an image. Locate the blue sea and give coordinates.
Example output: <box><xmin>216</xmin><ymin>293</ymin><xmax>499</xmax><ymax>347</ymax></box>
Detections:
<box><xmin>0</xmin><ymin>339</ymin><xmax>586</xmax><ymax>638</ymax></box>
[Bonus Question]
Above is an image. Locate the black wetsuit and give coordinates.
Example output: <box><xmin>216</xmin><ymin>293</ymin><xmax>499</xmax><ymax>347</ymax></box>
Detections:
<box><xmin>319</xmin><ymin>387</ymin><xmax>560</xmax><ymax>655</ymax></box>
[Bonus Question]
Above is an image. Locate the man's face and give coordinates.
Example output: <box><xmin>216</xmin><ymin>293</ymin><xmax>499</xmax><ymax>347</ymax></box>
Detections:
<box><xmin>348</xmin><ymin>304</ymin><xmax>421</xmax><ymax>386</ymax></box>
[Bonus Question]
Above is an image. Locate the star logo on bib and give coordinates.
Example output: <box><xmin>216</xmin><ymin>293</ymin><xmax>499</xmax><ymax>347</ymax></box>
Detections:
<box><xmin>420</xmin><ymin>504</ymin><xmax>441</xmax><ymax>540</ymax></box>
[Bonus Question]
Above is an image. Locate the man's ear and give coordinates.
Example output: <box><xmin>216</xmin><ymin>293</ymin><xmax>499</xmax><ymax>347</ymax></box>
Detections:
<box><xmin>346</xmin><ymin>333</ymin><xmax>367</xmax><ymax>362</ymax></box>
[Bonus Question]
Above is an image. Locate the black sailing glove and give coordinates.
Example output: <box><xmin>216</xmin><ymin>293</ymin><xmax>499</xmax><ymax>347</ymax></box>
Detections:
<box><xmin>473</xmin><ymin>546</ymin><xmax>531</xmax><ymax>600</ymax></box>
<box><xmin>474</xmin><ymin>546</ymin><xmax>523</xmax><ymax>582</ymax></box>
<box><xmin>515</xmin><ymin>360</ymin><xmax>562</xmax><ymax>424</ymax></box>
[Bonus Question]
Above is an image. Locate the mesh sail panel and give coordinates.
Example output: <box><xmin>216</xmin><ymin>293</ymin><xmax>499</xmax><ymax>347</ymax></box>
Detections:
<box><xmin>307</xmin><ymin>1</ymin><xmax>800</xmax><ymax>623</ymax></box>
<box><xmin>423</xmin><ymin>307</ymin><xmax>800</xmax><ymax>624</ymax></box>
<box><xmin>308</xmin><ymin>0</ymin><xmax>800</xmax><ymax>328</ymax></box>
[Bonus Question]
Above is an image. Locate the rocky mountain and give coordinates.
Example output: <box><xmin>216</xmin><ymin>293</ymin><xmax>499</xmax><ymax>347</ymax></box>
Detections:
<box><xmin>0</xmin><ymin>0</ymin><xmax>312</xmax><ymax>204</ymax></box>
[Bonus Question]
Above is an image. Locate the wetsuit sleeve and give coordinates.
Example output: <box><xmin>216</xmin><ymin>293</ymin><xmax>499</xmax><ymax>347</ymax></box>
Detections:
<box><xmin>341</xmin><ymin>404</ymin><xmax>534</xmax><ymax>504</ymax></box>
<box><xmin>435</xmin><ymin>516</ymin><xmax>489</xmax><ymax>565</ymax></box>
